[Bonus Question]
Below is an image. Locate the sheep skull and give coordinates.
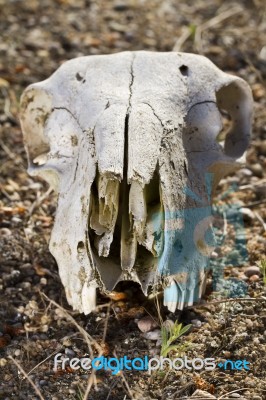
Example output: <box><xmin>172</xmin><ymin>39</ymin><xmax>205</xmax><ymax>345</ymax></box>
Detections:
<box><xmin>20</xmin><ymin>51</ymin><xmax>253</xmax><ymax>314</ymax></box>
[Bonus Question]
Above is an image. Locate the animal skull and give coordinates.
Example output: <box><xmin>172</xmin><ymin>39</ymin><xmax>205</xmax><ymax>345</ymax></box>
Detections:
<box><xmin>20</xmin><ymin>51</ymin><xmax>253</xmax><ymax>314</ymax></box>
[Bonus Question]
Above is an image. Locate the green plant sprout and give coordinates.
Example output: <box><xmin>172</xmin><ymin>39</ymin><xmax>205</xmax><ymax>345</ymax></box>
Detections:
<box><xmin>256</xmin><ymin>258</ymin><xmax>266</xmax><ymax>285</ymax></box>
<box><xmin>161</xmin><ymin>322</ymin><xmax>192</xmax><ymax>357</ymax></box>
<box><xmin>75</xmin><ymin>386</ymin><xmax>84</xmax><ymax>400</ymax></box>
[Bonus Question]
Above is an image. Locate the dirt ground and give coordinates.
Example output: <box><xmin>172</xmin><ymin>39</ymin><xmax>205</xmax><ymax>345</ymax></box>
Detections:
<box><xmin>0</xmin><ymin>0</ymin><xmax>266</xmax><ymax>399</ymax></box>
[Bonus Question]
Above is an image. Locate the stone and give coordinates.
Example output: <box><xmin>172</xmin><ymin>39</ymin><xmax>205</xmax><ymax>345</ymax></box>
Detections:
<box><xmin>249</xmin><ymin>275</ymin><xmax>260</xmax><ymax>282</ymax></box>
<box><xmin>142</xmin><ymin>329</ymin><xmax>161</xmax><ymax>341</ymax></box>
<box><xmin>137</xmin><ymin>316</ymin><xmax>158</xmax><ymax>333</ymax></box>
<box><xmin>249</xmin><ymin>163</ymin><xmax>263</xmax><ymax>177</ymax></box>
<box><xmin>244</xmin><ymin>266</ymin><xmax>260</xmax><ymax>277</ymax></box>
<box><xmin>190</xmin><ymin>389</ymin><xmax>216</xmax><ymax>399</ymax></box>
<box><xmin>191</xmin><ymin>319</ymin><xmax>202</xmax><ymax>328</ymax></box>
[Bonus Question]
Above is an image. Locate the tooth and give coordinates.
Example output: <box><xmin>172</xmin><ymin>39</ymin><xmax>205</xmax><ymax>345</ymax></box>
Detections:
<box><xmin>121</xmin><ymin>212</ymin><xmax>137</xmax><ymax>271</ymax></box>
<box><xmin>129</xmin><ymin>180</ymin><xmax>147</xmax><ymax>238</ymax></box>
<box><xmin>177</xmin><ymin>289</ymin><xmax>185</xmax><ymax>310</ymax></box>
<box><xmin>98</xmin><ymin>175</ymin><xmax>119</xmax><ymax>230</ymax></box>
<box><xmin>90</xmin><ymin>174</ymin><xmax>120</xmax><ymax>257</ymax></box>
<box><xmin>199</xmin><ymin>271</ymin><xmax>208</xmax><ymax>298</ymax></box>
<box><xmin>142</xmin><ymin>203</ymin><xmax>164</xmax><ymax>256</ymax></box>
<box><xmin>89</xmin><ymin>191</ymin><xmax>106</xmax><ymax>235</ymax></box>
<box><xmin>94</xmin><ymin>231</ymin><xmax>114</xmax><ymax>257</ymax></box>
<box><xmin>163</xmin><ymin>280</ymin><xmax>178</xmax><ymax>313</ymax></box>
<box><xmin>82</xmin><ymin>284</ymin><xmax>97</xmax><ymax>315</ymax></box>
<box><xmin>185</xmin><ymin>287</ymin><xmax>195</xmax><ymax>306</ymax></box>
<box><xmin>121</xmin><ymin>177</ymin><xmax>137</xmax><ymax>271</ymax></box>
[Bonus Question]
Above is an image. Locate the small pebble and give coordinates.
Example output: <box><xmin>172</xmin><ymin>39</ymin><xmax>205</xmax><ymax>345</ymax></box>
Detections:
<box><xmin>244</xmin><ymin>266</ymin><xmax>260</xmax><ymax>277</ymax></box>
<box><xmin>65</xmin><ymin>348</ymin><xmax>75</xmax><ymax>357</ymax></box>
<box><xmin>223</xmin><ymin>351</ymin><xmax>231</xmax><ymax>358</ymax></box>
<box><xmin>137</xmin><ymin>316</ymin><xmax>158</xmax><ymax>333</ymax></box>
<box><xmin>246</xmin><ymin>319</ymin><xmax>253</xmax><ymax>328</ymax></box>
<box><xmin>62</xmin><ymin>337</ymin><xmax>72</xmax><ymax>347</ymax></box>
<box><xmin>191</xmin><ymin>319</ymin><xmax>202</xmax><ymax>328</ymax></box>
<box><xmin>0</xmin><ymin>358</ymin><xmax>7</xmax><ymax>367</ymax></box>
<box><xmin>142</xmin><ymin>329</ymin><xmax>161</xmax><ymax>341</ymax></box>
<box><xmin>19</xmin><ymin>282</ymin><xmax>31</xmax><ymax>289</ymax></box>
<box><xmin>249</xmin><ymin>163</ymin><xmax>263</xmax><ymax>177</ymax></box>
<box><xmin>0</xmin><ymin>228</ymin><xmax>12</xmax><ymax>236</ymax></box>
<box><xmin>239</xmin><ymin>168</ymin><xmax>253</xmax><ymax>176</ymax></box>
<box><xmin>229</xmin><ymin>394</ymin><xmax>241</xmax><ymax>398</ymax></box>
<box><xmin>258</xmin><ymin>140</ymin><xmax>266</xmax><ymax>155</ymax></box>
<box><xmin>11</xmin><ymin>217</ymin><xmax>22</xmax><ymax>223</ymax></box>
<box><xmin>249</xmin><ymin>275</ymin><xmax>260</xmax><ymax>282</ymax></box>
<box><xmin>191</xmin><ymin>389</ymin><xmax>216</xmax><ymax>399</ymax></box>
<box><xmin>113</xmin><ymin>2</ymin><xmax>129</xmax><ymax>11</ymax></box>
<box><xmin>238</xmin><ymin>273</ymin><xmax>249</xmax><ymax>281</ymax></box>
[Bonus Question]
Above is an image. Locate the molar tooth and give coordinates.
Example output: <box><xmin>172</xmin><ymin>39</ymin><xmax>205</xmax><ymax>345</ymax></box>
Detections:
<box><xmin>98</xmin><ymin>175</ymin><xmax>119</xmax><ymax>230</ymax></box>
<box><xmin>121</xmin><ymin>217</ymin><xmax>137</xmax><ymax>271</ymax></box>
<box><xmin>90</xmin><ymin>192</ymin><xmax>106</xmax><ymax>235</ymax></box>
<box><xmin>142</xmin><ymin>203</ymin><xmax>164</xmax><ymax>256</ymax></box>
<box><xmin>94</xmin><ymin>231</ymin><xmax>113</xmax><ymax>257</ymax></box>
<box><xmin>90</xmin><ymin>174</ymin><xmax>119</xmax><ymax>257</ymax></box>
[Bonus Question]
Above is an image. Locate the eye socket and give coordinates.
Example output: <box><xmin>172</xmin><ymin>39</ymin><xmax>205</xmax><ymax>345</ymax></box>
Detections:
<box><xmin>215</xmin><ymin>80</ymin><xmax>253</xmax><ymax>158</ymax></box>
<box><xmin>179</xmin><ymin>65</ymin><xmax>189</xmax><ymax>76</ymax></box>
<box><xmin>20</xmin><ymin>88</ymin><xmax>52</xmax><ymax>164</ymax></box>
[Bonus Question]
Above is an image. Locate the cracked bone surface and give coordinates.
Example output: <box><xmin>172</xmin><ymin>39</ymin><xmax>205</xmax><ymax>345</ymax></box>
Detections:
<box><xmin>20</xmin><ymin>51</ymin><xmax>253</xmax><ymax>314</ymax></box>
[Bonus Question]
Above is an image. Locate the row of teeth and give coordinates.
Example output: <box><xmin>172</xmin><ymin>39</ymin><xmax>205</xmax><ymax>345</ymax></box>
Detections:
<box><xmin>163</xmin><ymin>273</ymin><xmax>208</xmax><ymax>312</ymax></box>
<box><xmin>89</xmin><ymin>173</ymin><xmax>164</xmax><ymax>269</ymax></box>
<box><xmin>70</xmin><ymin>271</ymin><xmax>209</xmax><ymax>315</ymax></box>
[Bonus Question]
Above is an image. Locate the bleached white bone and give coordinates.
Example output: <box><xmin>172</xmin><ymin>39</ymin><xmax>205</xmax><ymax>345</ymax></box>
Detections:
<box><xmin>20</xmin><ymin>51</ymin><xmax>253</xmax><ymax>314</ymax></box>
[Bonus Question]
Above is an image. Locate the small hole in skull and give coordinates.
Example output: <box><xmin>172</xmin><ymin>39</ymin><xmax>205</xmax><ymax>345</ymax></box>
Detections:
<box><xmin>75</xmin><ymin>72</ymin><xmax>83</xmax><ymax>81</ymax></box>
<box><xmin>179</xmin><ymin>65</ymin><xmax>189</xmax><ymax>76</ymax></box>
<box><xmin>77</xmin><ymin>241</ymin><xmax>85</xmax><ymax>253</ymax></box>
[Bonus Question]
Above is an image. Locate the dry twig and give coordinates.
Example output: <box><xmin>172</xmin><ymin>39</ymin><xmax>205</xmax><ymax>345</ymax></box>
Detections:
<box><xmin>40</xmin><ymin>292</ymin><xmax>103</xmax><ymax>357</ymax></box>
<box><xmin>194</xmin><ymin>6</ymin><xmax>243</xmax><ymax>53</ymax></box>
<box><xmin>9</xmin><ymin>355</ymin><xmax>45</xmax><ymax>400</ymax></box>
